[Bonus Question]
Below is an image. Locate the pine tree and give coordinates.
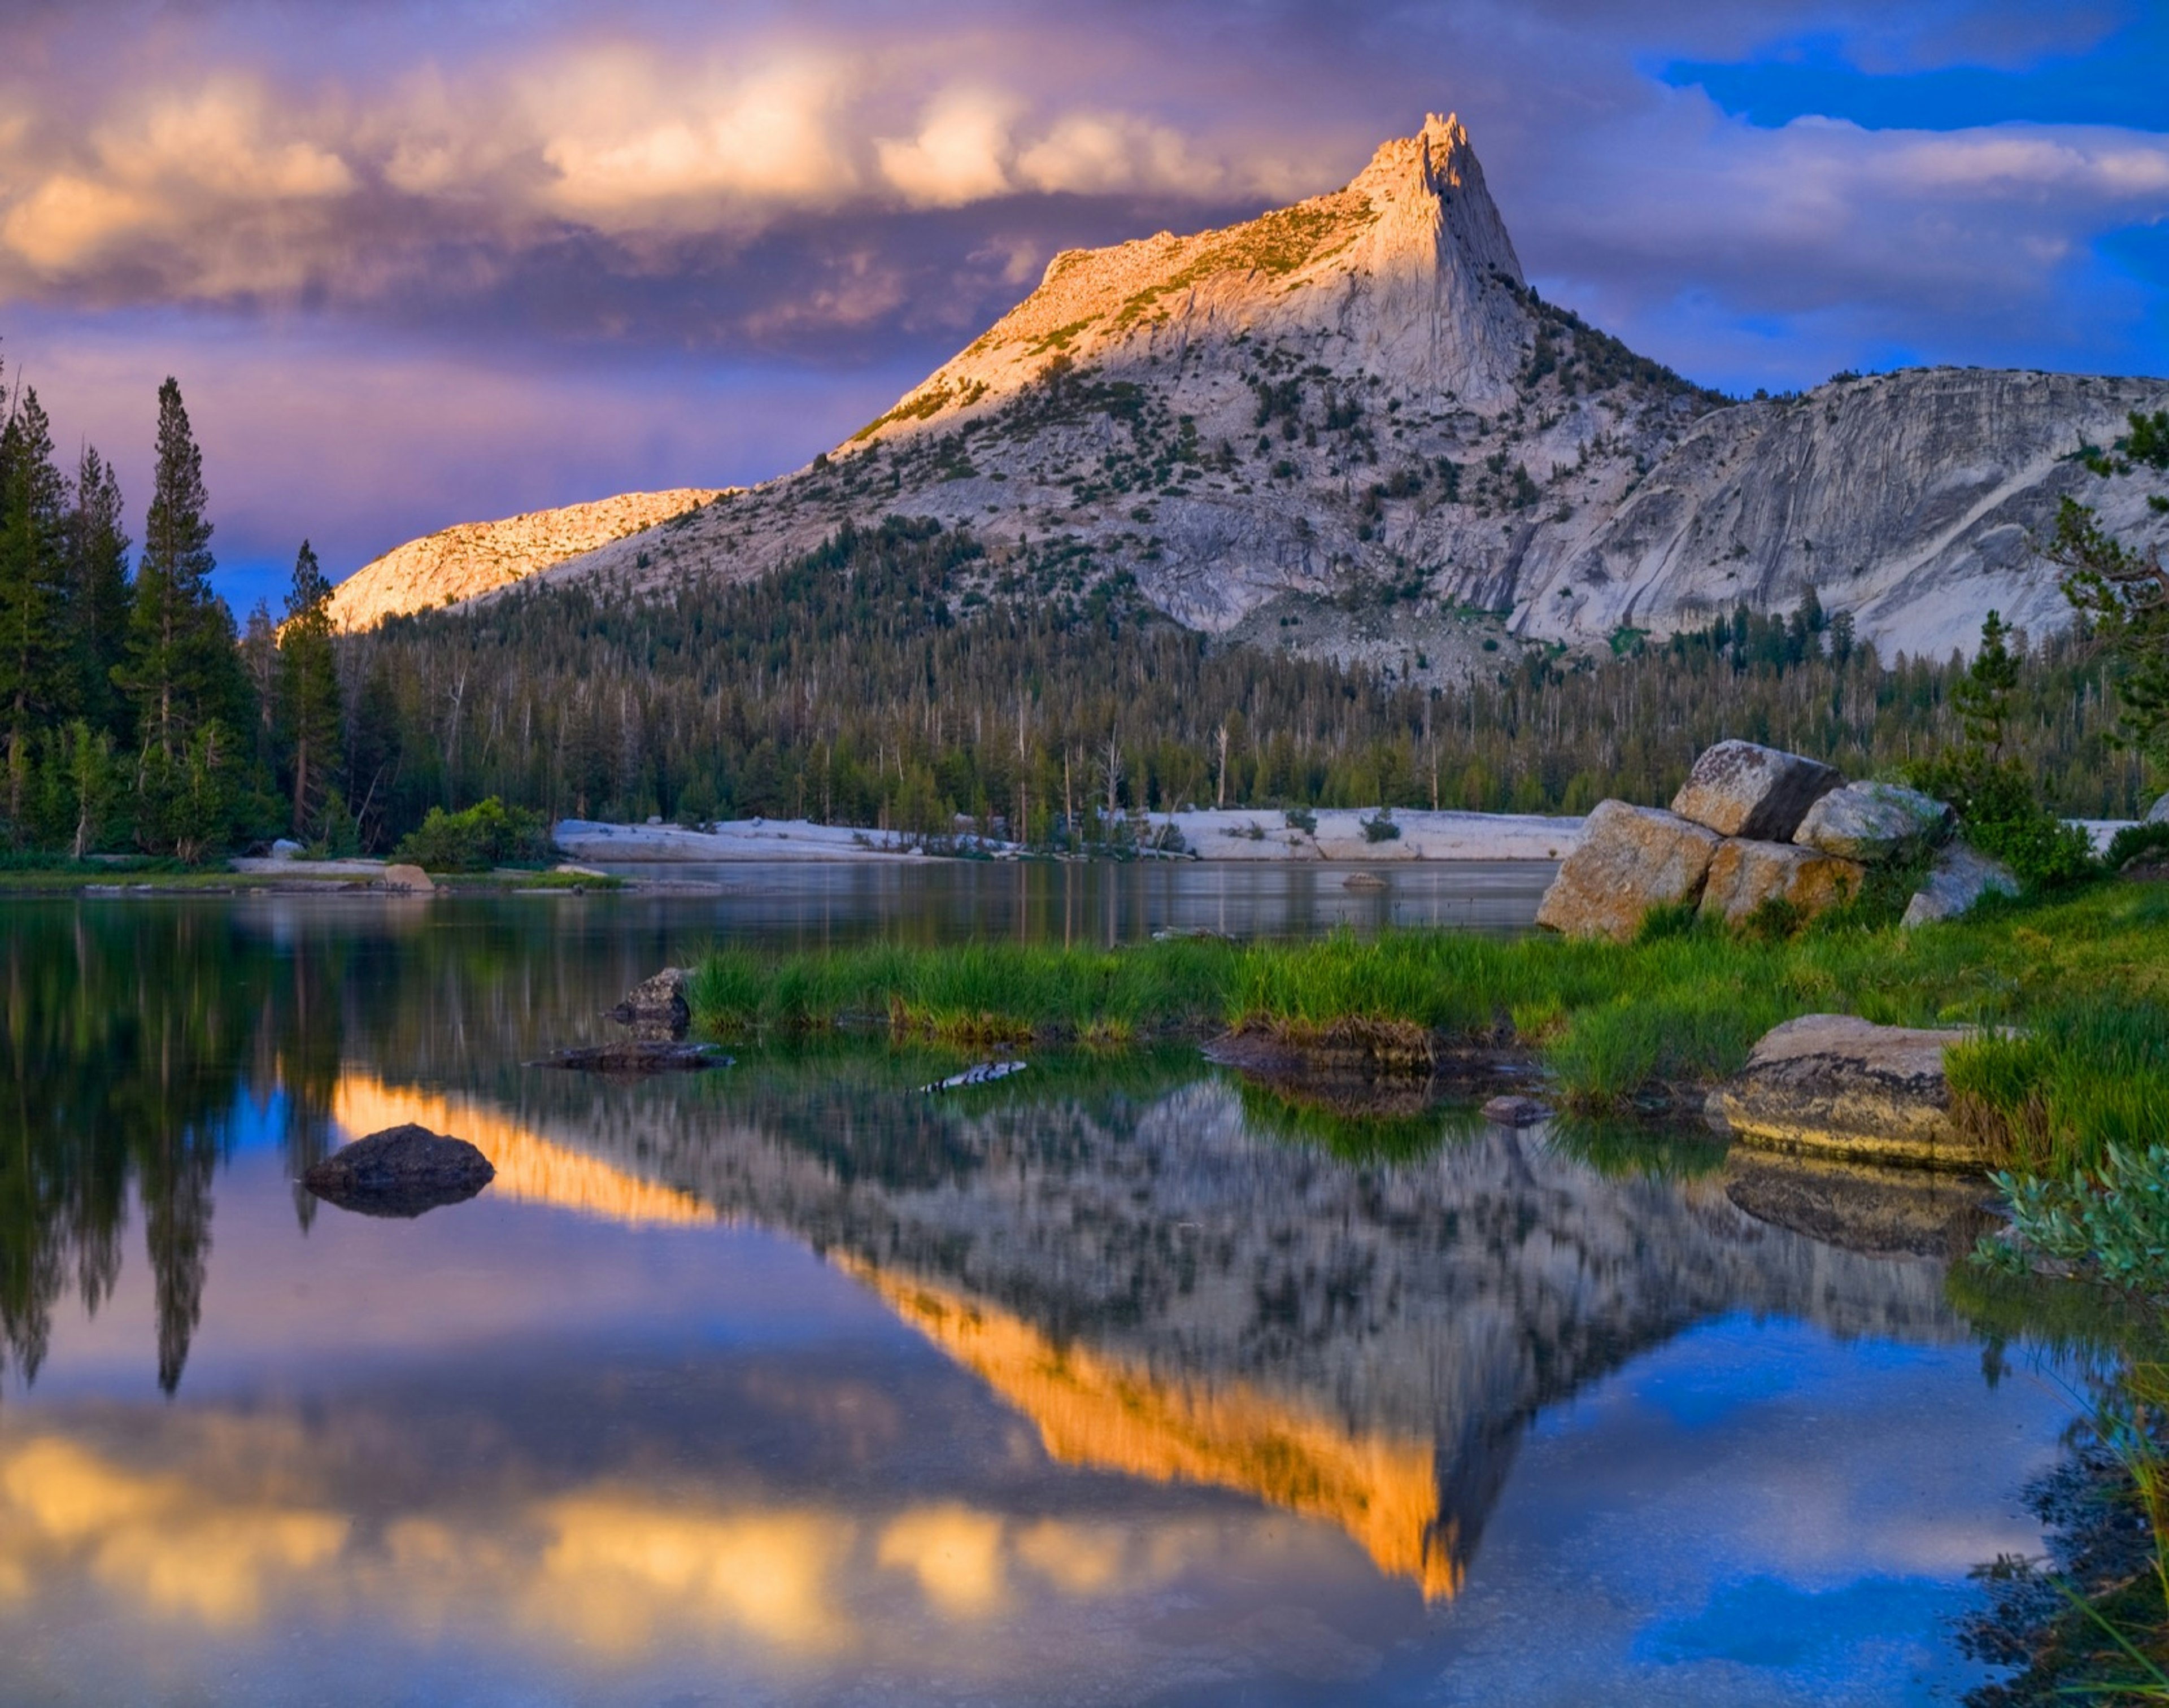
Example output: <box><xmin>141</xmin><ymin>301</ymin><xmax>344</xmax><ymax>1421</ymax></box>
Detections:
<box><xmin>1953</xmin><ymin>608</ymin><xmax>2020</xmax><ymax>760</ymax></box>
<box><xmin>118</xmin><ymin>378</ymin><xmax>237</xmax><ymax>762</ymax></box>
<box><xmin>113</xmin><ymin>378</ymin><xmax>256</xmax><ymax>855</ymax></box>
<box><xmin>0</xmin><ymin>387</ymin><xmax>70</xmax><ymax>838</ymax></box>
<box><xmin>277</xmin><ymin>539</ymin><xmax>342</xmax><ymax>838</ymax></box>
<box><xmin>64</xmin><ymin>445</ymin><xmax>132</xmax><ymax>743</ymax></box>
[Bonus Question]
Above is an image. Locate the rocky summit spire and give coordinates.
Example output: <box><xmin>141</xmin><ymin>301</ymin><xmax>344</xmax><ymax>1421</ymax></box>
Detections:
<box><xmin>849</xmin><ymin>112</ymin><xmax>1538</xmax><ymax>443</ymax></box>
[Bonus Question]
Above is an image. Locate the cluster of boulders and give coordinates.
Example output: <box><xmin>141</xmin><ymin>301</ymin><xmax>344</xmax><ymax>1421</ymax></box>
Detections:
<box><xmin>1536</xmin><ymin>740</ymin><xmax>2014</xmax><ymax>941</ymax></box>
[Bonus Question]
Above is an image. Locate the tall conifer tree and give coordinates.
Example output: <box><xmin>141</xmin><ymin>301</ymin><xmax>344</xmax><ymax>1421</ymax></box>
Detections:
<box><xmin>0</xmin><ymin>386</ymin><xmax>69</xmax><ymax>836</ymax></box>
<box><xmin>278</xmin><ymin>539</ymin><xmax>341</xmax><ymax>836</ymax></box>
<box><xmin>64</xmin><ymin>445</ymin><xmax>132</xmax><ymax>742</ymax></box>
<box><xmin>119</xmin><ymin>377</ymin><xmax>236</xmax><ymax>760</ymax></box>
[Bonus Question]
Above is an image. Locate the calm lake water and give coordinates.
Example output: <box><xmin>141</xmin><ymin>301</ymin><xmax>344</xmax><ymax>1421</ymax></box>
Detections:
<box><xmin>0</xmin><ymin>889</ymin><xmax>2100</xmax><ymax>1706</ymax></box>
<box><xmin>584</xmin><ymin>857</ymin><xmax>1560</xmax><ymax>946</ymax></box>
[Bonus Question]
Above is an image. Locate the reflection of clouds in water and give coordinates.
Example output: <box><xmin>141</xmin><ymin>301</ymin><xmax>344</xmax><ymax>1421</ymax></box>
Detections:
<box><xmin>877</xmin><ymin>1504</ymin><xmax>1009</xmax><ymax>1618</ymax></box>
<box><xmin>0</xmin><ymin>1437</ymin><xmax>348</xmax><ymax>1627</ymax></box>
<box><xmin>532</xmin><ymin>1496</ymin><xmax>856</xmax><ymax>1654</ymax></box>
<box><xmin>0</xmin><ymin>1419</ymin><xmax>1306</xmax><ymax>1674</ymax></box>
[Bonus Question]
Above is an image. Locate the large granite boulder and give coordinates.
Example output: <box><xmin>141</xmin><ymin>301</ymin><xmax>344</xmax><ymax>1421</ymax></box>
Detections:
<box><xmin>2149</xmin><ymin>792</ymin><xmax>2169</xmax><ymax>825</ymax></box>
<box><xmin>1793</xmin><ymin>781</ymin><xmax>1953</xmax><ymax>862</ymax></box>
<box><xmin>303</xmin><ymin>1123</ymin><xmax>495</xmax><ymax>1217</ymax></box>
<box><xmin>1698</xmin><ymin>839</ymin><xmax>1866</xmax><ymax>928</ymax></box>
<box><xmin>1671</xmin><ymin>740</ymin><xmax>1841</xmax><ymax>841</ymax></box>
<box><xmin>380</xmin><ymin>863</ymin><xmax>434</xmax><ymax>893</ymax></box>
<box><xmin>608</xmin><ymin>967</ymin><xmax>691</xmax><ymax>1040</ymax></box>
<box><xmin>1706</xmin><ymin>1014</ymin><xmax>1989</xmax><ymax>1170</ymax></box>
<box><xmin>1900</xmin><ymin>843</ymin><xmax>2020</xmax><ymax>929</ymax></box>
<box><xmin>1535</xmin><ymin>800</ymin><xmax>1720</xmax><ymax>942</ymax></box>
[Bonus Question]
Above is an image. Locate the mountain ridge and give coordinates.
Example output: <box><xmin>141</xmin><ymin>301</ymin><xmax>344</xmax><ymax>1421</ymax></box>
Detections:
<box><xmin>336</xmin><ymin>114</ymin><xmax>2169</xmax><ymax>663</ymax></box>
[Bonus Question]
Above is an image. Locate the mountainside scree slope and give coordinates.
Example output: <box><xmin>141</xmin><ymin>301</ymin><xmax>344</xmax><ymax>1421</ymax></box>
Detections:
<box><xmin>378</xmin><ymin>114</ymin><xmax>2169</xmax><ymax>662</ymax></box>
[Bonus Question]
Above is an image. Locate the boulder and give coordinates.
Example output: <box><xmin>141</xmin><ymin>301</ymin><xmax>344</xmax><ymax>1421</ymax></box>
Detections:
<box><xmin>1900</xmin><ymin>843</ymin><xmax>2019</xmax><ymax>929</ymax></box>
<box><xmin>1793</xmin><ymin>781</ymin><xmax>1954</xmax><ymax>862</ymax></box>
<box><xmin>1706</xmin><ymin>1014</ymin><xmax>1989</xmax><ymax>1170</ymax></box>
<box><xmin>380</xmin><ymin>863</ymin><xmax>434</xmax><ymax>893</ymax></box>
<box><xmin>608</xmin><ymin>967</ymin><xmax>691</xmax><ymax>1040</ymax></box>
<box><xmin>1534</xmin><ymin>800</ymin><xmax>1720</xmax><ymax>942</ymax></box>
<box><xmin>1481</xmin><ymin>1095</ymin><xmax>1550</xmax><ymax>1127</ymax></box>
<box><xmin>303</xmin><ymin>1123</ymin><xmax>494</xmax><ymax>1217</ymax></box>
<box><xmin>268</xmin><ymin>838</ymin><xmax>304</xmax><ymax>861</ymax></box>
<box><xmin>1670</xmin><ymin>740</ymin><xmax>1841</xmax><ymax>841</ymax></box>
<box><xmin>1697</xmin><ymin>839</ymin><xmax>1866</xmax><ymax>928</ymax></box>
<box><xmin>2149</xmin><ymin>792</ymin><xmax>2169</xmax><ymax>825</ymax></box>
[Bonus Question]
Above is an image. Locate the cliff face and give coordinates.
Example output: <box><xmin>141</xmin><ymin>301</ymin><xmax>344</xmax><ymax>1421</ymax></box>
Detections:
<box><xmin>326</xmin><ymin>487</ymin><xmax>724</xmax><ymax>630</ymax></box>
<box><xmin>357</xmin><ymin>113</ymin><xmax>2169</xmax><ymax>660</ymax></box>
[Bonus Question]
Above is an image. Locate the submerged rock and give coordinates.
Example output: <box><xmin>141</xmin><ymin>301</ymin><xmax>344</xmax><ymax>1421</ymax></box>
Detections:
<box><xmin>1535</xmin><ymin>799</ymin><xmax>1719</xmax><ymax>942</ymax></box>
<box><xmin>1698</xmin><ymin>839</ymin><xmax>1866</xmax><ymax>929</ymax></box>
<box><xmin>1670</xmin><ymin>740</ymin><xmax>1841</xmax><ymax>842</ymax></box>
<box><xmin>303</xmin><ymin>1123</ymin><xmax>494</xmax><ymax>1217</ymax></box>
<box><xmin>1707</xmin><ymin>1014</ymin><xmax>1989</xmax><ymax>1170</ymax></box>
<box><xmin>539</xmin><ymin>1040</ymin><xmax>730</xmax><ymax>1073</ymax></box>
<box><xmin>1793</xmin><ymin>781</ymin><xmax>1954</xmax><ymax>863</ymax></box>
<box><xmin>1899</xmin><ymin>843</ymin><xmax>2019</xmax><ymax>929</ymax></box>
<box><xmin>1480</xmin><ymin>1095</ymin><xmax>1550</xmax><ymax>1127</ymax></box>
<box><xmin>608</xmin><ymin>967</ymin><xmax>691</xmax><ymax>1040</ymax></box>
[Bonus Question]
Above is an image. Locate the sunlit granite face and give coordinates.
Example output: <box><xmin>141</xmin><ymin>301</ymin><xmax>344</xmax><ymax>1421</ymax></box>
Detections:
<box><xmin>0</xmin><ymin>896</ymin><xmax>2085</xmax><ymax>1703</ymax></box>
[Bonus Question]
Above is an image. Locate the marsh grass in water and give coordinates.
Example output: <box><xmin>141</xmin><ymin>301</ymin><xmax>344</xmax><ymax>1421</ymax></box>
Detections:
<box><xmin>690</xmin><ymin>880</ymin><xmax>2169</xmax><ymax>1157</ymax></box>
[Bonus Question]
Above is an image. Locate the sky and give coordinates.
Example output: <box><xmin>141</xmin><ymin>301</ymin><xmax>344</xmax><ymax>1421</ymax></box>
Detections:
<box><xmin>0</xmin><ymin>0</ymin><xmax>2163</xmax><ymax>613</ymax></box>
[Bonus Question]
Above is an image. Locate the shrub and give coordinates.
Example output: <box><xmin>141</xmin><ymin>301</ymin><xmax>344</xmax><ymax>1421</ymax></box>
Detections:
<box><xmin>1283</xmin><ymin>807</ymin><xmax>1317</xmax><ymax>835</ymax></box>
<box><xmin>1908</xmin><ymin>755</ymin><xmax>2097</xmax><ymax>888</ymax></box>
<box><xmin>1360</xmin><ymin>809</ymin><xmax>1401</xmax><ymax>843</ymax></box>
<box><xmin>2108</xmin><ymin>820</ymin><xmax>2169</xmax><ymax>870</ymax></box>
<box><xmin>393</xmin><ymin>797</ymin><xmax>554</xmax><ymax>872</ymax></box>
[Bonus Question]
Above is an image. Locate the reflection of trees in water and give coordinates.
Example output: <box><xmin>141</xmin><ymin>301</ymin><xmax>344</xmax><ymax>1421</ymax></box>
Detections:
<box><xmin>0</xmin><ymin>907</ymin><xmax>351</xmax><ymax>1394</ymax></box>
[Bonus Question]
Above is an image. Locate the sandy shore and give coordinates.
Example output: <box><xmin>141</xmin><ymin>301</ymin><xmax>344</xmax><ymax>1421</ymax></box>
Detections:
<box><xmin>553</xmin><ymin>811</ymin><xmax>1586</xmax><ymax>863</ymax></box>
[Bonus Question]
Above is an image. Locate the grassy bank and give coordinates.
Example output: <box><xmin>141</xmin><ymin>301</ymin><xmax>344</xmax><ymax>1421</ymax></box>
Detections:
<box><xmin>689</xmin><ymin>879</ymin><xmax>2169</xmax><ymax>1171</ymax></box>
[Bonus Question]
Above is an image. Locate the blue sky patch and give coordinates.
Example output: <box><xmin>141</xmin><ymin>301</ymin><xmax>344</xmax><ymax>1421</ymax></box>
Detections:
<box><xmin>1662</xmin><ymin>15</ymin><xmax>2168</xmax><ymax>133</ymax></box>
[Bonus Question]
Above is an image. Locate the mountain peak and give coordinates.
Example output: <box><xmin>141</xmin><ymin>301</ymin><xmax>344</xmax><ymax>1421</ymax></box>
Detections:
<box><xmin>848</xmin><ymin>112</ymin><xmax>1535</xmax><ymax>445</ymax></box>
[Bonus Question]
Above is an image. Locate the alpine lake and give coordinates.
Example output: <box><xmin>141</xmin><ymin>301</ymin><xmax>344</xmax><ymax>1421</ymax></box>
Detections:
<box><xmin>0</xmin><ymin>862</ymin><xmax>2111</xmax><ymax>1706</ymax></box>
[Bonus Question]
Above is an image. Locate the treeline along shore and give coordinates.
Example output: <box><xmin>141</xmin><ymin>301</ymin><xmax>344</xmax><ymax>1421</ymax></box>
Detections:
<box><xmin>0</xmin><ymin>355</ymin><xmax>2159</xmax><ymax>865</ymax></box>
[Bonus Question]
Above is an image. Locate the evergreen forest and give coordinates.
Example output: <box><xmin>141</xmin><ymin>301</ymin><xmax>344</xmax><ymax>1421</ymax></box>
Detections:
<box><xmin>0</xmin><ymin>358</ymin><xmax>2157</xmax><ymax>862</ymax></box>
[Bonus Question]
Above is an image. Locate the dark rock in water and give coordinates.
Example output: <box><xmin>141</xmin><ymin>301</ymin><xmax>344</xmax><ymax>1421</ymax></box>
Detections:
<box><xmin>539</xmin><ymin>1041</ymin><xmax>731</xmax><ymax>1074</ymax></box>
<box><xmin>608</xmin><ymin>967</ymin><xmax>691</xmax><ymax>1040</ymax></box>
<box><xmin>922</xmin><ymin>1060</ymin><xmax>1027</xmax><ymax>1093</ymax></box>
<box><xmin>1481</xmin><ymin>1095</ymin><xmax>1550</xmax><ymax>1127</ymax></box>
<box><xmin>303</xmin><ymin>1124</ymin><xmax>494</xmax><ymax>1218</ymax></box>
<box><xmin>1342</xmin><ymin>871</ymin><xmax>1388</xmax><ymax>890</ymax></box>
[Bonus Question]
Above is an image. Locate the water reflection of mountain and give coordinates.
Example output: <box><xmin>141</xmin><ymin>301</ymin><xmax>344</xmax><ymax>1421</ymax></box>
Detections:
<box><xmin>339</xmin><ymin>1065</ymin><xmax>1963</xmax><ymax>1599</ymax></box>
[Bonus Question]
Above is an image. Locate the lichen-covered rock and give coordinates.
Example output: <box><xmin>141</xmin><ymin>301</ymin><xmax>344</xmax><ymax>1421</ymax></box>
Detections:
<box><xmin>303</xmin><ymin>1123</ymin><xmax>495</xmax><ymax>1217</ymax></box>
<box><xmin>1670</xmin><ymin>741</ymin><xmax>1842</xmax><ymax>840</ymax></box>
<box><xmin>1697</xmin><ymin>839</ymin><xmax>1866</xmax><ymax>927</ymax></box>
<box><xmin>1706</xmin><ymin>1014</ymin><xmax>1988</xmax><ymax>1170</ymax></box>
<box><xmin>1793</xmin><ymin>781</ymin><xmax>1954</xmax><ymax>862</ymax></box>
<box><xmin>1900</xmin><ymin>843</ymin><xmax>2020</xmax><ymax>929</ymax></box>
<box><xmin>608</xmin><ymin>967</ymin><xmax>691</xmax><ymax>1040</ymax></box>
<box><xmin>1534</xmin><ymin>799</ymin><xmax>1720</xmax><ymax>942</ymax></box>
